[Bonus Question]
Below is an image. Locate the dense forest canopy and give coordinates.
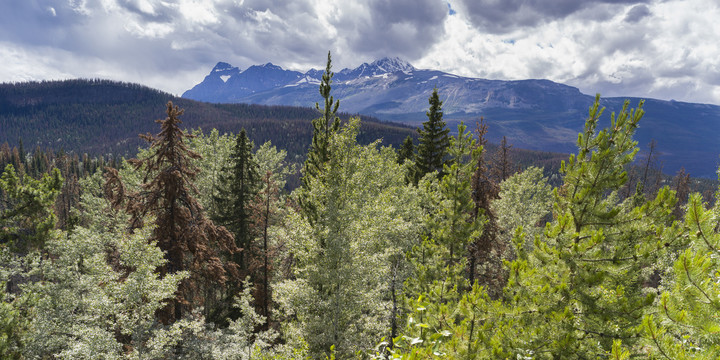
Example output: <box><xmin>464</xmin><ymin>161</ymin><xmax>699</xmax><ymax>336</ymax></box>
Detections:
<box><xmin>1</xmin><ymin>56</ymin><xmax>720</xmax><ymax>359</ymax></box>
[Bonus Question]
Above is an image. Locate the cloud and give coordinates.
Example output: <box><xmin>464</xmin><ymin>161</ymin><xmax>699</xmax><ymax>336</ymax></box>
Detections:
<box><xmin>0</xmin><ymin>0</ymin><xmax>444</xmax><ymax>93</ymax></box>
<box><xmin>624</xmin><ymin>4</ymin><xmax>651</xmax><ymax>22</ymax></box>
<box><xmin>452</xmin><ymin>0</ymin><xmax>652</xmax><ymax>34</ymax></box>
<box><xmin>419</xmin><ymin>0</ymin><xmax>720</xmax><ymax>105</ymax></box>
<box><xmin>0</xmin><ymin>0</ymin><xmax>718</xmax><ymax>106</ymax></box>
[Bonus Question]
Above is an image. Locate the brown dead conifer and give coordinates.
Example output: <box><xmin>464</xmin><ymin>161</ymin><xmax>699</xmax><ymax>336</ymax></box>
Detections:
<box><xmin>104</xmin><ymin>101</ymin><xmax>239</xmax><ymax>324</ymax></box>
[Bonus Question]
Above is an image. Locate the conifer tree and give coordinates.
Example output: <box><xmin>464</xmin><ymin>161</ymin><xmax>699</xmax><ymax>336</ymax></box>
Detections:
<box><xmin>641</xmin><ymin>186</ymin><xmax>720</xmax><ymax>358</ymax></box>
<box><xmin>494</xmin><ymin>95</ymin><xmax>678</xmax><ymax>357</ymax></box>
<box><xmin>397</xmin><ymin>135</ymin><xmax>415</xmax><ymax>165</ymax></box>
<box><xmin>303</xmin><ymin>51</ymin><xmax>340</xmax><ymax>182</ymax></box>
<box><xmin>248</xmin><ymin>170</ymin><xmax>280</xmax><ymax>327</ymax></box>
<box><xmin>277</xmin><ymin>118</ymin><xmax>423</xmax><ymax>358</ymax></box>
<box><xmin>0</xmin><ymin>164</ymin><xmax>62</xmax><ymax>252</ymax></box>
<box><xmin>415</xmin><ymin>88</ymin><xmax>449</xmax><ymax>182</ymax></box>
<box><xmin>469</xmin><ymin>120</ymin><xmax>504</xmax><ymax>299</ymax></box>
<box><xmin>301</xmin><ymin>51</ymin><xmax>341</xmax><ymax>224</ymax></box>
<box><xmin>491</xmin><ymin>135</ymin><xmax>514</xmax><ymax>182</ymax></box>
<box><xmin>104</xmin><ymin>101</ymin><xmax>238</xmax><ymax>323</ymax></box>
<box><xmin>213</xmin><ymin>128</ymin><xmax>258</xmax><ymax>273</ymax></box>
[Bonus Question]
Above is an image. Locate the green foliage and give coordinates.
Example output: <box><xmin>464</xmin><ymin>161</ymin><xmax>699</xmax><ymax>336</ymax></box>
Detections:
<box><xmin>0</xmin><ymin>164</ymin><xmax>63</xmax><ymax>252</ymax></box>
<box><xmin>20</xmin><ymin>178</ymin><xmax>193</xmax><ymax>359</ymax></box>
<box><xmin>397</xmin><ymin>136</ymin><xmax>415</xmax><ymax>165</ymax></box>
<box><xmin>400</xmin><ymin>122</ymin><xmax>484</xmax><ymax>354</ymax></box>
<box><xmin>494</xmin><ymin>95</ymin><xmax>678</xmax><ymax>358</ymax></box>
<box><xmin>303</xmin><ymin>51</ymin><xmax>341</xmax><ymax>184</ymax></box>
<box><xmin>277</xmin><ymin>118</ymin><xmax>423</xmax><ymax>358</ymax></box>
<box><xmin>415</xmin><ymin>88</ymin><xmax>450</xmax><ymax>182</ymax></box>
<box><xmin>187</xmin><ymin>128</ymin><xmax>236</xmax><ymax>214</ymax></box>
<box><xmin>493</xmin><ymin>166</ymin><xmax>553</xmax><ymax>252</ymax></box>
<box><xmin>641</xmin><ymin>187</ymin><xmax>720</xmax><ymax>359</ymax></box>
<box><xmin>214</xmin><ymin>128</ymin><xmax>260</xmax><ymax>271</ymax></box>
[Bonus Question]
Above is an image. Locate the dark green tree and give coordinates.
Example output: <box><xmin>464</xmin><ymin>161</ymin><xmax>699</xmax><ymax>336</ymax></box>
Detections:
<box><xmin>303</xmin><ymin>51</ymin><xmax>340</xmax><ymax>182</ymax></box>
<box><xmin>300</xmin><ymin>51</ymin><xmax>341</xmax><ymax>224</ymax></box>
<box><xmin>415</xmin><ymin>88</ymin><xmax>449</xmax><ymax>182</ymax></box>
<box><xmin>397</xmin><ymin>136</ymin><xmax>415</xmax><ymax>165</ymax></box>
<box><xmin>0</xmin><ymin>164</ymin><xmax>62</xmax><ymax>252</ymax></box>
<box><xmin>213</xmin><ymin>128</ymin><xmax>258</xmax><ymax>273</ymax></box>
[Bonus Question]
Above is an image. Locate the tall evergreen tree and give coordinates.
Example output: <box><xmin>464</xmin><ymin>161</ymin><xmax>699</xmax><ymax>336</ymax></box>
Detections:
<box><xmin>415</xmin><ymin>88</ymin><xmax>449</xmax><ymax>182</ymax></box>
<box><xmin>300</xmin><ymin>51</ymin><xmax>341</xmax><ymax>224</ymax></box>
<box><xmin>213</xmin><ymin>128</ymin><xmax>258</xmax><ymax>273</ymax></box>
<box><xmin>104</xmin><ymin>101</ymin><xmax>238</xmax><ymax>323</ymax></box>
<box><xmin>303</xmin><ymin>51</ymin><xmax>340</xmax><ymax>183</ymax></box>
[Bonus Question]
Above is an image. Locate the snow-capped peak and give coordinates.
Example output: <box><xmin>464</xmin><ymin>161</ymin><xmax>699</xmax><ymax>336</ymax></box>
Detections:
<box><xmin>212</xmin><ymin>62</ymin><xmax>238</xmax><ymax>73</ymax></box>
<box><xmin>369</xmin><ymin>57</ymin><xmax>415</xmax><ymax>74</ymax></box>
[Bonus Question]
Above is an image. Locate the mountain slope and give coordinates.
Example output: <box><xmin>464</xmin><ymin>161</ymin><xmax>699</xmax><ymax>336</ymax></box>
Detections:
<box><xmin>183</xmin><ymin>58</ymin><xmax>720</xmax><ymax>177</ymax></box>
<box><xmin>0</xmin><ymin>79</ymin><xmax>416</xmax><ymax>160</ymax></box>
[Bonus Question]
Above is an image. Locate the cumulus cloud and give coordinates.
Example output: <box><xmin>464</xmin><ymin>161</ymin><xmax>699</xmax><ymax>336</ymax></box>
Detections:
<box><xmin>0</xmin><ymin>0</ymin><xmax>448</xmax><ymax>94</ymax></box>
<box><xmin>452</xmin><ymin>0</ymin><xmax>653</xmax><ymax>34</ymax></box>
<box><xmin>419</xmin><ymin>0</ymin><xmax>720</xmax><ymax>104</ymax></box>
<box><xmin>624</xmin><ymin>4</ymin><xmax>651</xmax><ymax>22</ymax></box>
<box><xmin>0</xmin><ymin>0</ymin><xmax>718</xmax><ymax>105</ymax></box>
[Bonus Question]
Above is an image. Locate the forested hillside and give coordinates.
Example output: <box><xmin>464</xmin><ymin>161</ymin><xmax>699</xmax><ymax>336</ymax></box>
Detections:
<box><xmin>0</xmin><ymin>79</ymin><xmax>415</xmax><ymax>159</ymax></box>
<box><xmin>1</xmin><ymin>59</ymin><xmax>720</xmax><ymax>359</ymax></box>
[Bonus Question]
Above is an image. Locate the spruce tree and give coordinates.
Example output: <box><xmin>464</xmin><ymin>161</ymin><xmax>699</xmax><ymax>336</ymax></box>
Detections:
<box><xmin>397</xmin><ymin>135</ymin><xmax>415</xmax><ymax>165</ymax></box>
<box><xmin>415</xmin><ymin>88</ymin><xmax>449</xmax><ymax>182</ymax></box>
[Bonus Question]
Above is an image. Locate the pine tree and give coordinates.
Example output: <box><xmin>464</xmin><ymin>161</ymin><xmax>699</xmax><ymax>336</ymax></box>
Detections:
<box><xmin>641</xmin><ymin>187</ymin><xmax>720</xmax><ymax>358</ymax></box>
<box><xmin>104</xmin><ymin>101</ymin><xmax>238</xmax><ymax>323</ymax></box>
<box><xmin>300</xmin><ymin>51</ymin><xmax>341</xmax><ymax>224</ymax></box>
<box><xmin>303</xmin><ymin>51</ymin><xmax>340</xmax><ymax>183</ymax></box>
<box><xmin>277</xmin><ymin>118</ymin><xmax>423</xmax><ymax>358</ymax></box>
<box><xmin>494</xmin><ymin>95</ymin><xmax>678</xmax><ymax>357</ymax></box>
<box><xmin>415</xmin><ymin>88</ymin><xmax>449</xmax><ymax>182</ymax></box>
<box><xmin>0</xmin><ymin>164</ymin><xmax>62</xmax><ymax>252</ymax></box>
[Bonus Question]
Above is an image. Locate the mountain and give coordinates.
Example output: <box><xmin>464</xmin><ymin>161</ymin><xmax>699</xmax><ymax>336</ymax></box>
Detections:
<box><xmin>183</xmin><ymin>58</ymin><xmax>720</xmax><ymax>177</ymax></box>
<box><xmin>0</xmin><ymin>79</ymin><xmax>417</xmax><ymax>161</ymax></box>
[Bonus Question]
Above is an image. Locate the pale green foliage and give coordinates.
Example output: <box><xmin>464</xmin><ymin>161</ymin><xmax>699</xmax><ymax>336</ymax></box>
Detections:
<box><xmin>187</xmin><ymin>128</ymin><xmax>236</xmax><ymax>213</ymax></box>
<box><xmin>493</xmin><ymin>166</ymin><xmax>552</xmax><ymax>252</ymax></box>
<box><xmin>641</xmin><ymin>187</ymin><xmax>720</xmax><ymax>359</ymax></box>
<box><xmin>186</xmin><ymin>129</ymin><xmax>293</xmax><ymax>212</ymax></box>
<box><xmin>276</xmin><ymin>118</ymin><xmax>423</xmax><ymax>358</ymax></box>
<box><xmin>16</xmin><ymin>171</ymin><xmax>189</xmax><ymax>358</ymax></box>
<box><xmin>178</xmin><ymin>279</ymin><xmax>303</xmax><ymax>360</ymax></box>
<box><xmin>254</xmin><ymin>141</ymin><xmax>296</xmax><ymax>190</ymax></box>
<box><xmin>23</xmin><ymin>223</ymin><xmax>191</xmax><ymax>359</ymax></box>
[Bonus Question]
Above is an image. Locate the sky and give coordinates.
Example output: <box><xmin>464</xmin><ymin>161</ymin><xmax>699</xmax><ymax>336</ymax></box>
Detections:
<box><xmin>1</xmin><ymin>0</ymin><xmax>718</xmax><ymax>105</ymax></box>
